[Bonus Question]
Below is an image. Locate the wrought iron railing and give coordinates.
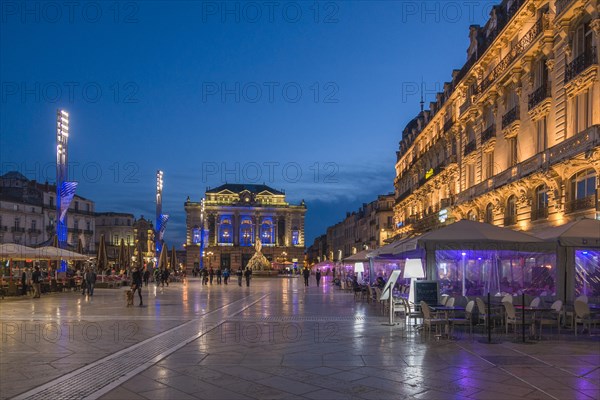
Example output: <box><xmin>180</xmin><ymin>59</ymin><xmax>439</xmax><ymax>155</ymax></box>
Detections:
<box><xmin>443</xmin><ymin>118</ymin><xmax>455</xmax><ymax>133</ymax></box>
<box><xmin>28</xmin><ymin>228</ymin><xmax>42</xmax><ymax>234</ymax></box>
<box><xmin>464</xmin><ymin>139</ymin><xmax>477</xmax><ymax>156</ymax></box>
<box><xmin>528</xmin><ymin>83</ymin><xmax>551</xmax><ymax>110</ymax></box>
<box><xmin>479</xmin><ymin>15</ymin><xmax>545</xmax><ymax>95</ymax></box>
<box><xmin>504</xmin><ymin>215</ymin><xmax>517</xmax><ymax>226</ymax></box>
<box><xmin>481</xmin><ymin>125</ymin><xmax>496</xmax><ymax>143</ymax></box>
<box><xmin>565</xmin><ymin>47</ymin><xmax>597</xmax><ymax>83</ymax></box>
<box><xmin>11</xmin><ymin>227</ymin><xmax>25</xmax><ymax>233</ymax></box>
<box><xmin>502</xmin><ymin>105</ymin><xmax>520</xmax><ymax>129</ymax></box>
<box><xmin>565</xmin><ymin>194</ymin><xmax>597</xmax><ymax>214</ymax></box>
<box><xmin>530</xmin><ymin>207</ymin><xmax>548</xmax><ymax>221</ymax></box>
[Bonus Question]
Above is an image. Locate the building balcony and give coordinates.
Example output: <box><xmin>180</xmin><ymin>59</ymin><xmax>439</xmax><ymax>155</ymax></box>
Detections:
<box><xmin>565</xmin><ymin>194</ymin><xmax>597</xmax><ymax>214</ymax></box>
<box><xmin>565</xmin><ymin>47</ymin><xmax>597</xmax><ymax>83</ymax></box>
<box><xmin>504</xmin><ymin>215</ymin><xmax>517</xmax><ymax>226</ymax></box>
<box><xmin>528</xmin><ymin>83</ymin><xmax>551</xmax><ymax>111</ymax></box>
<box><xmin>481</xmin><ymin>125</ymin><xmax>496</xmax><ymax>143</ymax></box>
<box><xmin>28</xmin><ymin>228</ymin><xmax>42</xmax><ymax>235</ymax></box>
<box><xmin>443</xmin><ymin>118</ymin><xmax>455</xmax><ymax>133</ymax></box>
<box><xmin>11</xmin><ymin>227</ymin><xmax>25</xmax><ymax>233</ymax></box>
<box><xmin>68</xmin><ymin>228</ymin><xmax>82</xmax><ymax>234</ymax></box>
<box><xmin>0</xmin><ymin>226</ymin><xmax>7</xmax><ymax>232</ymax></box>
<box><xmin>530</xmin><ymin>207</ymin><xmax>548</xmax><ymax>221</ymax></box>
<box><xmin>478</xmin><ymin>13</ymin><xmax>545</xmax><ymax>98</ymax></box>
<box><xmin>84</xmin><ymin>229</ymin><xmax>94</xmax><ymax>235</ymax></box>
<box><xmin>502</xmin><ymin>106</ymin><xmax>520</xmax><ymax>129</ymax></box>
<box><xmin>464</xmin><ymin>139</ymin><xmax>477</xmax><ymax>157</ymax></box>
<box><xmin>460</xmin><ymin>98</ymin><xmax>472</xmax><ymax>116</ymax></box>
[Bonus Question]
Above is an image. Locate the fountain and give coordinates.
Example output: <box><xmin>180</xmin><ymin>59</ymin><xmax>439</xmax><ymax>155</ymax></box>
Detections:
<box><xmin>246</xmin><ymin>239</ymin><xmax>271</xmax><ymax>272</ymax></box>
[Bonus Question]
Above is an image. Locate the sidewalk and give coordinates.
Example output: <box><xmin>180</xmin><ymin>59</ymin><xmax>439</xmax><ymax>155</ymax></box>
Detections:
<box><xmin>1</xmin><ymin>277</ymin><xmax>599</xmax><ymax>400</ymax></box>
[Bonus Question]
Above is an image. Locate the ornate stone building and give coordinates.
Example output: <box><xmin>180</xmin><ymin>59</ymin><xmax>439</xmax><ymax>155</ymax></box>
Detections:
<box><xmin>394</xmin><ymin>0</ymin><xmax>599</xmax><ymax>237</ymax></box>
<box><xmin>95</xmin><ymin>212</ymin><xmax>135</xmax><ymax>259</ymax></box>
<box><xmin>0</xmin><ymin>171</ymin><xmax>96</xmax><ymax>251</ymax></box>
<box><xmin>184</xmin><ymin>184</ymin><xmax>306</xmax><ymax>271</ymax></box>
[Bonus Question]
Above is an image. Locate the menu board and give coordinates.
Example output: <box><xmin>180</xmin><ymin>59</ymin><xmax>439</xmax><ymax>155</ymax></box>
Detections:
<box><xmin>414</xmin><ymin>280</ymin><xmax>438</xmax><ymax>305</ymax></box>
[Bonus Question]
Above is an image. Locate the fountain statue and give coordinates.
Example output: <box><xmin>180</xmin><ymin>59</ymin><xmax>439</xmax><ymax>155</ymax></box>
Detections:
<box><xmin>246</xmin><ymin>238</ymin><xmax>271</xmax><ymax>271</ymax></box>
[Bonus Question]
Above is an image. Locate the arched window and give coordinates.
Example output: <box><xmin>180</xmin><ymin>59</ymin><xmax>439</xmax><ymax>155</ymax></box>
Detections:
<box><xmin>239</xmin><ymin>217</ymin><xmax>254</xmax><ymax>246</ymax></box>
<box><xmin>260</xmin><ymin>218</ymin><xmax>274</xmax><ymax>245</ymax></box>
<box><xmin>291</xmin><ymin>227</ymin><xmax>300</xmax><ymax>246</ymax></box>
<box><xmin>485</xmin><ymin>204</ymin><xmax>494</xmax><ymax>224</ymax></box>
<box><xmin>567</xmin><ymin>169</ymin><xmax>597</xmax><ymax>213</ymax></box>
<box><xmin>218</xmin><ymin>216</ymin><xmax>233</xmax><ymax>244</ymax></box>
<box><xmin>192</xmin><ymin>226</ymin><xmax>202</xmax><ymax>245</ymax></box>
<box><xmin>505</xmin><ymin>195</ymin><xmax>517</xmax><ymax>226</ymax></box>
<box><xmin>467</xmin><ymin>210</ymin><xmax>477</xmax><ymax>221</ymax></box>
<box><xmin>533</xmin><ymin>185</ymin><xmax>548</xmax><ymax>220</ymax></box>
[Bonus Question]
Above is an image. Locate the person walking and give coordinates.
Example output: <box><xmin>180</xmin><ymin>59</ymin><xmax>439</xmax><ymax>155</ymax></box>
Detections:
<box><xmin>201</xmin><ymin>268</ymin><xmax>208</xmax><ymax>285</ymax></box>
<box><xmin>143</xmin><ymin>268</ymin><xmax>150</xmax><ymax>287</ymax></box>
<box><xmin>209</xmin><ymin>268</ymin><xmax>214</xmax><ymax>285</ymax></box>
<box><xmin>244</xmin><ymin>268</ymin><xmax>252</xmax><ymax>287</ymax></box>
<box><xmin>153</xmin><ymin>267</ymin><xmax>161</xmax><ymax>286</ymax></box>
<box><xmin>303</xmin><ymin>267</ymin><xmax>310</xmax><ymax>287</ymax></box>
<box><xmin>85</xmin><ymin>268</ymin><xmax>97</xmax><ymax>296</ymax></box>
<box><xmin>236</xmin><ymin>268</ymin><xmax>243</xmax><ymax>287</ymax></box>
<box><xmin>216</xmin><ymin>268</ymin><xmax>222</xmax><ymax>285</ymax></box>
<box><xmin>132</xmin><ymin>267</ymin><xmax>143</xmax><ymax>306</ymax></box>
<box><xmin>223</xmin><ymin>268</ymin><xmax>230</xmax><ymax>285</ymax></box>
<box><xmin>32</xmin><ymin>266</ymin><xmax>41</xmax><ymax>298</ymax></box>
<box><xmin>21</xmin><ymin>270</ymin><xmax>27</xmax><ymax>296</ymax></box>
<box><xmin>315</xmin><ymin>269</ymin><xmax>321</xmax><ymax>287</ymax></box>
<box><xmin>162</xmin><ymin>268</ymin><xmax>170</xmax><ymax>287</ymax></box>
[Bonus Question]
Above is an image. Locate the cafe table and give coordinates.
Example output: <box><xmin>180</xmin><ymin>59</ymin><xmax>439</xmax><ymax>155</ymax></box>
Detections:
<box><xmin>513</xmin><ymin>305</ymin><xmax>554</xmax><ymax>342</ymax></box>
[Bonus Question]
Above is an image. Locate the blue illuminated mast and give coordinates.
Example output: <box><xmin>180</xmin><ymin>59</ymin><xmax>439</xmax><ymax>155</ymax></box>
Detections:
<box><xmin>155</xmin><ymin>170</ymin><xmax>169</xmax><ymax>260</ymax></box>
<box><xmin>56</xmin><ymin>109</ymin><xmax>77</xmax><ymax>271</ymax></box>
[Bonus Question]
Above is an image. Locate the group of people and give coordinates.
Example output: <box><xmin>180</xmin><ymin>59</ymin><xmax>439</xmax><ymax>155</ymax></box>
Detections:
<box><xmin>302</xmin><ymin>268</ymin><xmax>322</xmax><ymax>287</ymax></box>
<box><xmin>199</xmin><ymin>267</ymin><xmax>253</xmax><ymax>287</ymax></box>
<box><xmin>200</xmin><ymin>267</ymin><xmax>230</xmax><ymax>285</ymax></box>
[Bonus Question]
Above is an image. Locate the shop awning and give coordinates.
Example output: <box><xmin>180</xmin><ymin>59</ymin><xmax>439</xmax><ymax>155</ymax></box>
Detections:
<box><xmin>417</xmin><ymin>220</ymin><xmax>548</xmax><ymax>251</ymax></box>
<box><xmin>0</xmin><ymin>244</ymin><xmax>41</xmax><ymax>260</ymax></box>
<box><xmin>534</xmin><ymin>218</ymin><xmax>600</xmax><ymax>247</ymax></box>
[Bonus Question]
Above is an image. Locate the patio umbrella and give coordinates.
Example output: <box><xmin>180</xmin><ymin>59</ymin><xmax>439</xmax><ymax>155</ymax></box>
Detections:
<box><xmin>118</xmin><ymin>239</ymin><xmax>127</xmax><ymax>270</ymax></box>
<box><xmin>135</xmin><ymin>240</ymin><xmax>144</xmax><ymax>269</ymax></box>
<box><xmin>169</xmin><ymin>246</ymin><xmax>178</xmax><ymax>271</ymax></box>
<box><xmin>96</xmin><ymin>234</ymin><xmax>108</xmax><ymax>273</ymax></box>
<box><xmin>157</xmin><ymin>244</ymin><xmax>168</xmax><ymax>270</ymax></box>
<box><xmin>51</xmin><ymin>234</ymin><xmax>58</xmax><ymax>248</ymax></box>
<box><xmin>0</xmin><ymin>244</ymin><xmax>40</xmax><ymax>284</ymax></box>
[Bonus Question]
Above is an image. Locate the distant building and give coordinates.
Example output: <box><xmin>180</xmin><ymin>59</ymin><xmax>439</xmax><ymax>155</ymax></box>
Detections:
<box><xmin>184</xmin><ymin>184</ymin><xmax>307</xmax><ymax>271</ymax></box>
<box><xmin>308</xmin><ymin>194</ymin><xmax>395</xmax><ymax>263</ymax></box>
<box><xmin>95</xmin><ymin>212</ymin><xmax>135</xmax><ymax>260</ymax></box>
<box><xmin>0</xmin><ymin>171</ymin><xmax>96</xmax><ymax>251</ymax></box>
<box><xmin>133</xmin><ymin>216</ymin><xmax>155</xmax><ymax>263</ymax></box>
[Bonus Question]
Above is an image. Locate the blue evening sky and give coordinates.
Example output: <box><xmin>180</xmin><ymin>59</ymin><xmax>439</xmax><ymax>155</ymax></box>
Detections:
<box><xmin>0</xmin><ymin>1</ymin><xmax>494</xmax><ymax>248</ymax></box>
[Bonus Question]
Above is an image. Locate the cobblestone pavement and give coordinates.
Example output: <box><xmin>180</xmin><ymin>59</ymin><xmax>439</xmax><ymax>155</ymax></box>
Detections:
<box><xmin>1</xmin><ymin>277</ymin><xmax>599</xmax><ymax>400</ymax></box>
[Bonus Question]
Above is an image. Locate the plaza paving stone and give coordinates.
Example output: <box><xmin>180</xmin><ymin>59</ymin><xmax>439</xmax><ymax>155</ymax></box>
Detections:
<box><xmin>0</xmin><ymin>276</ymin><xmax>599</xmax><ymax>400</ymax></box>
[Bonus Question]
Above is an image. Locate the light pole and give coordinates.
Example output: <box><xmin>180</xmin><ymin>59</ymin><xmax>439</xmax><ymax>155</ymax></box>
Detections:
<box><xmin>207</xmin><ymin>251</ymin><xmax>213</xmax><ymax>269</ymax></box>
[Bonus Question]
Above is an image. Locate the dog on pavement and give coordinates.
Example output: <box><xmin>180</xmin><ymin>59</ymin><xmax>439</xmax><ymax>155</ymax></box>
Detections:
<box><xmin>126</xmin><ymin>289</ymin><xmax>134</xmax><ymax>307</ymax></box>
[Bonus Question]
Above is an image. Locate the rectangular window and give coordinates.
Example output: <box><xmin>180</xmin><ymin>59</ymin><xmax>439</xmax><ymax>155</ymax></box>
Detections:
<box><xmin>484</xmin><ymin>152</ymin><xmax>494</xmax><ymax>179</ymax></box>
<box><xmin>466</xmin><ymin>164</ymin><xmax>475</xmax><ymax>187</ymax></box>
<box><xmin>74</xmin><ymin>201</ymin><xmax>79</xmax><ymax>211</ymax></box>
<box><xmin>14</xmin><ymin>218</ymin><xmax>20</xmax><ymax>228</ymax></box>
<box><xmin>31</xmin><ymin>220</ymin><xmax>36</xmax><ymax>229</ymax></box>
<box><xmin>508</xmin><ymin>138</ymin><xmax>518</xmax><ymax>167</ymax></box>
<box><xmin>536</xmin><ymin>117</ymin><xmax>547</xmax><ymax>153</ymax></box>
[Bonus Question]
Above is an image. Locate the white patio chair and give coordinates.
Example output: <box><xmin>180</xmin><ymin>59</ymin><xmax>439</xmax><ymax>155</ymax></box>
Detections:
<box><xmin>537</xmin><ymin>300</ymin><xmax>562</xmax><ymax>340</ymax></box>
<box><xmin>574</xmin><ymin>301</ymin><xmax>600</xmax><ymax>336</ymax></box>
